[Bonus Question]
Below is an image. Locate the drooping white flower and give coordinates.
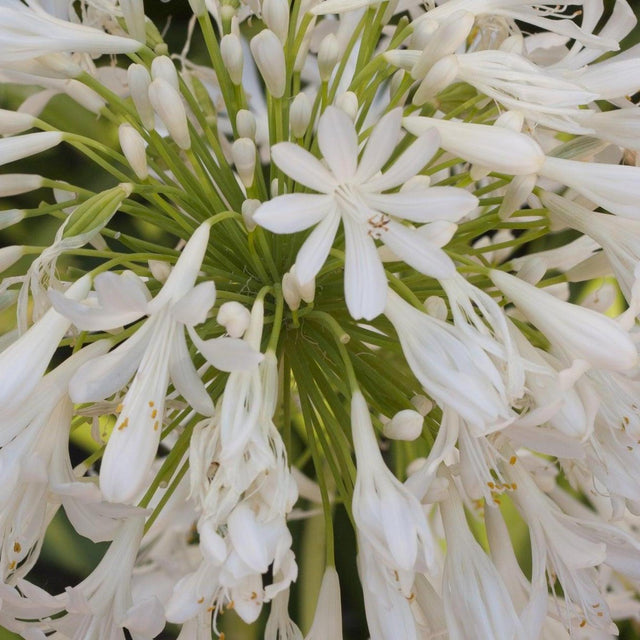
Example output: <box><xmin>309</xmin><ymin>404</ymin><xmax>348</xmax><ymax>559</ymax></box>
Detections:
<box><xmin>254</xmin><ymin>107</ymin><xmax>477</xmax><ymax>320</ymax></box>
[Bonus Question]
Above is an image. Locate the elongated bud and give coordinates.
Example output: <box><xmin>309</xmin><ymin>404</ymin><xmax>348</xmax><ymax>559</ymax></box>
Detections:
<box><xmin>0</xmin><ymin>246</ymin><xmax>25</xmax><ymax>274</ymax></box>
<box><xmin>424</xmin><ymin>295</ymin><xmax>448</xmax><ymax>320</ymax></box>
<box><xmin>0</xmin><ymin>132</ymin><xmax>63</xmax><ymax>168</ymax></box>
<box><xmin>0</xmin><ymin>209</ymin><xmax>25</xmax><ymax>231</ymax></box>
<box><xmin>318</xmin><ymin>33</ymin><xmax>340</xmax><ymax>82</ymax></box>
<box><xmin>411</xmin><ymin>394</ymin><xmax>433</xmax><ymax>416</ymax></box>
<box><xmin>242</xmin><ymin>199</ymin><xmax>260</xmax><ymax>232</ymax></box>
<box><xmin>383</xmin><ymin>409</ymin><xmax>423</xmax><ymax>441</ymax></box>
<box><xmin>232</xmin><ymin>138</ymin><xmax>257</xmax><ymax>187</ymax></box>
<box><xmin>0</xmin><ymin>174</ymin><xmax>43</xmax><ymax>198</ymax></box>
<box><xmin>0</xmin><ymin>109</ymin><xmax>35</xmax><ymax>135</ymax></box>
<box><xmin>263</xmin><ymin>0</ymin><xmax>290</xmax><ymax>44</ymax></box>
<box><xmin>220</xmin><ymin>34</ymin><xmax>244</xmax><ymax>85</ymax></box>
<box><xmin>63</xmin><ymin>80</ymin><xmax>105</xmax><ymax>114</ymax></box>
<box><xmin>151</xmin><ymin>55</ymin><xmax>179</xmax><ymax>91</ymax></box>
<box><xmin>217</xmin><ymin>301</ymin><xmax>251</xmax><ymax>338</ymax></box>
<box><xmin>250</xmin><ymin>29</ymin><xmax>286</xmax><ymax>98</ymax></box>
<box><xmin>282</xmin><ymin>271</ymin><xmax>302</xmax><ymax>311</ymax></box>
<box><xmin>236</xmin><ymin>110</ymin><xmax>257</xmax><ymax>139</ymax></box>
<box><xmin>413</xmin><ymin>55</ymin><xmax>459</xmax><ymax>105</ymax></box>
<box><xmin>187</xmin><ymin>0</ymin><xmax>207</xmax><ymax>16</ymax></box>
<box><xmin>120</xmin><ymin>0</ymin><xmax>146</xmax><ymax>42</ymax></box>
<box><xmin>335</xmin><ymin>91</ymin><xmax>358</xmax><ymax>121</ymax></box>
<box><xmin>148</xmin><ymin>78</ymin><xmax>191</xmax><ymax>150</ymax></box>
<box><xmin>290</xmin><ymin>92</ymin><xmax>311</xmax><ymax>138</ymax></box>
<box><xmin>128</xmin><ymin>63</ymin><xmax>155</xmax><ymax>130</ymax></box>
<box><xmin>118</xmin><ymin>124</ymin><xmax>148</xmax><ymax>180</ymax></box>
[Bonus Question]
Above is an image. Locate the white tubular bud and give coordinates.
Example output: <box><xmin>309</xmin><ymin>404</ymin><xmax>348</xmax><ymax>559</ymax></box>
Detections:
<box><xmin>411</xmin><ymin>394</ymin><xmax>433</xmax><ymax>416</ymax></box>
<box><xmin>128</xmin><ymin>63</ymin><xmax>155</xmax><ymax>130</ymax></box>
<box><xmin>63</xmin><ymin>80</ymin><xmax>105</xmax><ymax>114</ymax></box>
<box><xmin>241</xmin><ymin>199</ymin><xmax>260</xmax><ymax>232</ymax></box>
<box><xmin>120</xmin><ymin>0</ymin><xmax>146</xmax><ymax>43</ymax></box>
<box><xmin>410</xmin><ymin>19</ymin><xmax>438</xmax><ymax>50</ymax></box>
<box><xmin>236</xmin><ymin>109</ymin><xmax>257</xmax><ymax>139</ymax></box>
<box><xmin>282</xmin><ymin>271</ymin><xmax>301</xmax><ymax>311</ymax></box>
<box><xmin>335</xmin><ymin>91</ymin><xmax>358</xmax><ymax>121</ymax></box>
<box><xmin>220</xmin><ymin>34</ymin><xmax>244</xmax><ymax>85</ymax></box>
<box><xmin>262</xmin><ymin>0</ymin><xmax>290</xmax><ymax>44</ymax></box>
<box><xmin>217</xmin><ymin>301</ymin><xmax>251</xmax><ymax>338</ymax></box>
<box><xmin>290</xmin><ymin>92</ymin><xmax>312</xmax><ymax>138</ymax></box>
<box><xmin>250</xmin><ymin>29</ymin><xmax>286</xmax><ymax>99</ymax></box>
<box><xmin>148</xmin><ymin>78</ymin><xmax>191</xmax><ymax>150</ymax></box>
<box><xmin>389</xmin><ymin>69</ymin><xmax>406</xmax><ymax>97</ymax></box>
<box><xmin>187</xmin><ymin>0</ymin><xmax>207</xmax><ymax>16</ymax></box>
<box><xmin>294</xmin><ymin>265</ymin><xmax>315</xmax><ymax>303</ymax></box>
<box><xmin>383</xmin><ymin>409</ymin><xmax>424</xmax><ymax>441</ymax></box>
<box><xmin>231</xmin><ymin>138</ymin><xmax>257</xmax><ymax>187</ymax></box>
<box><xmin>151</xmin><ymin>55</ymin><xmax>179</xmax><ymax>91</ymax></box>
<box><xmin>413</xmin><ymin>55</ymin><xmax>459</xmax><ymax>105</ymax></box>
<box><xmin>318</xmin><ymin>33</ymin><xmax>340</xmax><ymax>82</ymax></box>
<box><xmin>0</xmin><ymin>132</ymin><xmax>63</xmax><ymax>168</ymax></box>
<box><xmin>0</xmin><ymin>209</ymin><xmax>25</xmax><ymax>231</ymax></box>
<box><xmin>0</xmin><ymin>109</ymin><xmax>36</xmax><ymax>136</ymax></box>
<box><xmin>0</xmin><ymin>245</ymin><xmax>25</xmax><ymax>274</ymax></box>
<box><xmin>424</xmin><ymin>295</ymin><xmax>448</xmax><ymax>321</ymax></box>
<box><xmin>118</xmin><ymin>124</ymin><xmax>148</xmax><ymax>180</ymax></box>
<box><xmin>0</xmin><ymin>174</ymin><xmax>43</xmax><ymax>198</ymax></box>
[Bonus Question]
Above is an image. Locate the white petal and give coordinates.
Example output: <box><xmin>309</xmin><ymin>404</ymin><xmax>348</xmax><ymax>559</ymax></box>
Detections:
<box><xmin>343</xmin><ymin>216</ymin><xmax>387</xmax><ymax>321</ymax></box>
<box><xmin>122</xmin><ymin>597</ymin><xmax>166</xmax><ymax>637</ymax></box>
<box><xmin>366</xmin><ymin>129</ymin><xmax>440</xmax><ymax>192</ymax></box>
<box><xmin>271</xmin><ymin>143</ymin><xmax>337</xmax><ymax>193</ymax></box>
<box><xmin>419</xmin><ymin>220</ymin><xmax>458</xmax><ymax>247</ymax></box>
<box><xmin>294</xmin><ymin>209</ymin><xmax>341</xmax><ymax>285</ymax></box>
<box><xmin>252</xmin><ymin>194</ymin><xmax>333</xmax><ymax>233</ymax></box>
<box><xmin>318</xmin><ymin>106</ymin><xmax>359</xmax><ymax>179</ymax></box>
<box><xmin>171</xmin><ymin>281</ymin><xmax>216</xmax><ymax>326</ymax></box>
<box><xmin>94</xmin><ymin>271</ymin><xmax>150</xmax><ymax>314</ymax></box>
<box><xmin>169</xmin><ymin>328</ymin><xmax>214</xmax><ymax>416</ymax></box>
<box><xmin>188</xmin><ymin>328</ymin><xmax>264</xmax><ymax>372</ymax></box>
<box><xmin>355</xmin><ymin>108</ymin><xmax>402</xmax><ymax>184</ymax></box>
<box><xmin>362</xmin><ymin>187</ymin><xmax>477</xmax><ymax>223</ymax></box>
<box><xmin>382</xmin><ymin>221</ymin><xmax>456</xmax><ymax>279</ymax></box>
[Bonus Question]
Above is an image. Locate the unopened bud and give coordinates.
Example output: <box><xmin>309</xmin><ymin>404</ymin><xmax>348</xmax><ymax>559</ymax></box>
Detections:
<box><xmin>231</xmin><ymin>138</ymin><xmax>257</xmax><ymax>187</ymax></box>
<box><xmin>241</xmin><ymin>199</ymin><xmax>260</xmax><ymax>232</ymax></box>
<box><xmin>217</xmin><ymin>301</ymin><xmax>251</xmax><ymax>338</ymax></box>
<box><xmin>0</xmin><ymin>209</ymin><xmax>25</xmax><ymax>231</ymax></box>
<box><xmin>220</xmin><ymin>34</ymin><xmax>244</xmax><ymax>85</ymax></box>
<box><xmin>290</xmin><ymin>92</ymin><xmax>312</xmax><ymax>138</ymax></box>
<box><xmin>413</xmin><ymin>55</ymin><xmax>459</xmax><ymax>105</ymax></box>
<box><xmin>148</xmin><ymin>259</ymin><xmax>171</xmax><ymax>283</ymax></box>
<box><xmin>389</xmin><ymin>69</ymin><xmax>406</xmax><ymax>100</ymax></box>
<box><xmin>0</xmin><ymin>174</ymin><xmax>43</xmax><ymax>198</ymax></box>
<box><xmin>120</xmin><ymin>0</ymin><xmax>146</xmax><ymax>42</ymax></box>
<box><xmin>282</xmin><ymin>271</ymin><xmax>302</xmax><ymax>311</ymax></box>
<box><xmin>63</xmin><ymin>80</ymin><xmax>105</xmax><ymax>114</ymax></box>
<box><xmin>263</xmin><ymin>0</ymin><xmax>290</xmax><ymax>44</ymax></box>
<box><xmin>188</xmin><ymin>0</ymin><xmax>207</xmax><ymax>16</ymax></box>
<box><xmin>119</xmin><ymin>124</ymin><xmax>148</xmax><ymax>180</ymax></box>
<box><xmin>424</xmin><ymin>295</ymin><xmax>448</xmax><ymax>321</ymax></box>
<box><xmin>236</xmin><ymin>110</ymin><xmax>257</xmax><ymax>139</ymax></box>
<box><xmin>383</xmin><ymin>409</ymin><xmax>423</xmax><ymax>441</ymax></box>
<box><xmin>128</xmin><ymin>63</ymin><xmax>155</xmax><ymax>130</ymax></box>
<box><xmin>151</xmin><ymin>55</ymin><xmax>179</xmax><ymax>91</ymax></box>
<box><xmin>0</xmin><ymin>245</ymin><xmax>25</xmax><ymax>274</ymax></box>
<box><xmin>410</xmin><ymin>394</ymin><xmax>433</xmax><ymax>416</ymax></box>
<box><xmin>0</xmin><ymin>109</ymin><xmax>35</xmax><ymax>136</ymax></box>
<box><xmin>250</xmin><ymin>29</ymin><xmax>286</xmax><ymax>98</ymax></box>
<box><xmin>318</xmin><ymin>34</ymin><xmax>339</xmax><ymax>82</ymax></box>
<box><xmin>148</xmin><ymin>78</ymin><xmax>191</xmax><ymax>150</ymax></box>
<box><xmin>335</xmin><ymin>91</ymin><xmax>358</xmax><ymax>121</ymax></box>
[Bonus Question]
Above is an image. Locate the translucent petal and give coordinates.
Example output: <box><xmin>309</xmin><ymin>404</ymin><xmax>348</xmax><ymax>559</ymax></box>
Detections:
<box><xmin>317</xmin><ymin>106</ymin><xmax>358</xmax><ymax>179</ymax></box>
<box><xmin>271</xmin><ymin>142</ymin><xmax>337</xmax><ymax>193</ymax></box>
<box><xmin>253</xmin><ymin>193</ymin><xmax>333</xmax><ymax>233</ymax></box>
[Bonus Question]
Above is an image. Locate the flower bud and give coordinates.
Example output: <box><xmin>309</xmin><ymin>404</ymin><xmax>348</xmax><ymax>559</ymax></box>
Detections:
<box><xmin>290</xmin><ymin>92</ymin><xmax>312</xmax><ymax>138</ymax></box>
<box><xmin>242</xmin><ymin>199</ymin><xmax>260</xmax><ymax>231</ymax></box>
<box><xmin>0</xmin><ymin>131</ymin><xmax>63</xmax><ymax>168</ymax></box>
<box><xmin>120</xmin><ymin>0</ymin><xmax>146</xmax><ymax>42</ymax></box>
<box><xmin>148</xmin><ymin>78</ymin><xmax>191</xmax><ymax>150</ymax></box>
<box><xmin>0</xmin><ymin>174</ymin><xmax>43</xmax><ymax>198</ymax></box>
<box><xmin>318</xmin><ymin>33</ymin><xmax>340</xmax><ymax>82</ymax></box>
<box><xmin>413</xmin><ymin>55</ymin><xmax>459</xmax><ymax>105</ymax></box>
<box><xmin>63</xmin><ymin>80</ymin><xmax>105</xmax><ymax>114</ymax></box>
<box><xmin>151</xmin><ymin>55</ymin><xmax>179</xmax><ymax>91</ymax></box>
<box><xmin>383</xmin><ymin>409</ymin><xmax>424</xmax><ymax>440</ymax></box>
<box><xmin>411</xmin><ymin>394</ymin><xmax>433</xmax><ymax>416</ymax></box>
<box><xmin>236</xmin><ymin>109</ymin><xmax>257</xmax><ymax>139</ymax></box>
<box><xmin>231</xmin><ymin>138</ymin><xmax>257</xmax><ymax>187</ymax></box>
<box><xmin>217</xmin><ymin>301</ymin><xmax>251</xmax><ymax>338</ymax></box>
<box><xmin>335</xmin><ymin>91</ymin><xmax>358</xmax><ymax>121</ymax></box>
<box><xmin>282</xmin><ymin>271</ymin><xmax>301</xmax><ymax>311</ymax></box>
<box><xmin>262</xmin><ymin>0</ymin><xmax>290</xmax><ymax>44</ymax></box>
<box><xmin>0</xmin><ymin>209</ymin><xmax>25</xmax><ymax>231</ymax></box>
<box><xmin>128</xmin><ymin>63</ymin><xmax>155</xmax><ymax>130</ymax></box>
<box><xmin>0</xmin><ymin>245</ymin><xmax>25</xmax><ymax>274</ymax></box>
<box><xmin>0</xmin><ymin>109</ymin><xmax>35</xmax><ymax>135</ymax></box>
<box><xmin>220</xmin><ymin>34</ymin><xmax>244</xmax><ymax>85</ymax></box>
<box><xmin>118</xmin><ymin>124</ymin><xmax>148</xmax><ymax>180</ymax></box>
<box><xmin>424</xmin><ymin>295</ymin><xmax>448</xmax><ymax>320</ymax></box>
<box><xmin>250</xmin><ymin>29</ymin><xmax>286</xmax><ymax>98</ymax></box>
<box><xmin>188</xmin><ymin>0</ymin><xmax>207</xmax><ymax>16</ymax></box>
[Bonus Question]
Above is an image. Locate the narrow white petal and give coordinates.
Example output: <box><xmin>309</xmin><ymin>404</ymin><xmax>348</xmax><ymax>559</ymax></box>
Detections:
<box><xmin>171</xmin><ymin>281</ymin><xmax>216</xmax><ymax>326</ymax></box>
<box><xmin>188</xmin><ymin>328</ymin><xmax>264</xmax><ymax>371</ymax></box>
<box><xmin>317</xmin><ymin>106</ymin><xmax>358</xmax><ymax>179</ymax></box>
<box><xmin>362</xmin><ymin>187</ymin><xmax>477</xmax><ymax>223</ymax></box>
<box><xmin>382</xmin><ymin>221</ymin><xmax>456</xmax><ymax>279</ymax></box>
<box><xmin>355</xmin><ymin>108</ymin><xmax>402</xmax><ymax>184</ymax></box>
<box><xmin>294</xmin><ymin>209</ymin><xmax>341</xmax><ymax>285</ymax></box>
<box><xmin>271</xmin><ymin>143</ymin><xmax>337</xmax><ymax>193</ymax></box>
<box><xmin>94</xmin><ymin>271</ymin><xmax>150</xmax><ymax>314</ymax></box>
<box><xmin>343</xmin><ymin>216</ymin><xmax>387</xmax><ymax>321</ymax></box>
<box><xmin>366</xmin><ymin>129</ymin><xmax>440</xmax><ymax>192</ymax></box>
<box><xmin>253</xmin><ymin>194</ymin><xmax>333</xmax><ymax>233</ymax></box>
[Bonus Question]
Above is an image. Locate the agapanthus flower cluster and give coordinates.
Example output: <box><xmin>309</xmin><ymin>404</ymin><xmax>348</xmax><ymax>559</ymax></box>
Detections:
<box><xmin>2</xmin><ymin>0</ymin><xmax>640</xmax><ymax>637</ymax></box>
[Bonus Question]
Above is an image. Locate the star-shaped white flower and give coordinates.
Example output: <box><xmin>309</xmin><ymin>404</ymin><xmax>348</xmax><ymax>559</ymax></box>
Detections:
<box><xmin>253</xmin><ymin>107</ymin><xmax>478</xmax><ymax>320</ymax></box>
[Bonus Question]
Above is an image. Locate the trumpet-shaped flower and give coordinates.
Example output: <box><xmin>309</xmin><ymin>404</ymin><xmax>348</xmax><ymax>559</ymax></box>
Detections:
<box><xmin>254</xmin><ymin>107</ymin><xmax>477</xmax><ymax>320</ymax></box>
